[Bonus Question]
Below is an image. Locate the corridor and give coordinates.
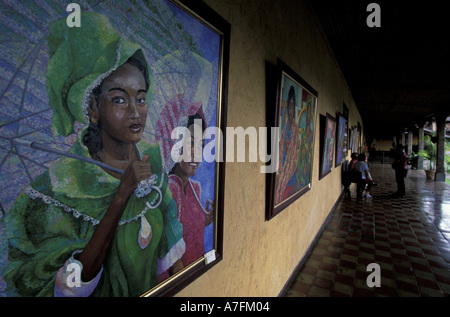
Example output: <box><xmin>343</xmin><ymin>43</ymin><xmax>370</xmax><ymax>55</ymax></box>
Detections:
<box><xmin>285</xmin><ymin>163</ymin><xmax>450</xmax><ymax>297</ymax></box>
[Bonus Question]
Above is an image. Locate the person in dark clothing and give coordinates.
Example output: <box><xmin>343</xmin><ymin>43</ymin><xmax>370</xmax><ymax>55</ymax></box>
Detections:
<box><xmin>348</xmin><ymin>152</ymin><xmax>358</xmax><ymax>171</ymax></box>
<box><xmin>392</xmin><ymin>145</ymin><xmax>408</xmax><ymax>197</ymax></box>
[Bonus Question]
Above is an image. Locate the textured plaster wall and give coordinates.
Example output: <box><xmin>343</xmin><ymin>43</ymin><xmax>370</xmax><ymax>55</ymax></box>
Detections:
<box><xmin>176</xmin><ymin>0</ymin><xmax>363</xmax><ymax>297</ymax></box>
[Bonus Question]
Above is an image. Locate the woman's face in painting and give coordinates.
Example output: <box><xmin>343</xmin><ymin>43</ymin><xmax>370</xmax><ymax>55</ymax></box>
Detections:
<box><xmin>178</xmin><ymin>123</ymin><xmax>202</xmax><ymax>178</ymax></box>
<box><xmin>97</xmin><ymin>63</ymin><xmax>148</xmax><ymax>145</ymax></box>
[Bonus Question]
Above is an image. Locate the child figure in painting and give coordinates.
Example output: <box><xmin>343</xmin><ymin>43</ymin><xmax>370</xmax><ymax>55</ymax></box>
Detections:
<box><xmin>155</xmin><ymin>94</ymin><xmax>216</xmax><ymax>281</ymax></box>
<box><xmin>168</xmin><ymin>114</ymin><xmax>214</xmax><ymax>270</ymax></box>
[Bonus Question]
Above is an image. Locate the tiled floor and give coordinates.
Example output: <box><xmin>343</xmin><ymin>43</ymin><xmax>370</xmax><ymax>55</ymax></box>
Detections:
<box><xmin>285</xmin><ymin>163</ymin><xmax>450</xmax><ymax>297</ymax></box>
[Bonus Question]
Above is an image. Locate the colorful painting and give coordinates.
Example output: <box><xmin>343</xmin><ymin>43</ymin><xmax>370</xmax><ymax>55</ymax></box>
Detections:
<box><xmin>350</xmin><ymin>125</ymin><xmax>360</xmax><ymax>153</ymax></box>
<box><xmin>319</xmin><ymin>113</ymin><xmax>336</xmax><ymax>179</ymax></box>
<box><xmin>266</xmin><ymin>60</ymin><xmax>318</xmax><ymax>220</ymax></box>
<box><xmin>335</xmin><ymin>113</ymin><xmax>347</xmax><ymax>167</ymax></box>
<box><xmin>0</xmin><ymin>0</ymin><xmax>228</xmax><ymax>297</ymax></box>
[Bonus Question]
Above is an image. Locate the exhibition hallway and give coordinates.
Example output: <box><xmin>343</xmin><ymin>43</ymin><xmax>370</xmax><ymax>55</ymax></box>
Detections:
<box><xmin>285</xmin><ymin>163</ymin><xmax>450</xmax><ymax>297</ymax></box>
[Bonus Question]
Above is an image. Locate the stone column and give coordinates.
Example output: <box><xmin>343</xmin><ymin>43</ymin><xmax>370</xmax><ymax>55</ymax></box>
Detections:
<box><xmin>418</xmin><ymin>127</ymin><xmax>424</xmax><ymax>169</ymax></box>
<box><xmin>435</xmin><ymin>117</ymin><xmax>446</xmax><ymax>182</ymax></box>
<box><xmin>408</xmin><ymin>130</ymin><xmax>413</xmax><ymax>155</ymax></box>
<box><xmin>401</xmin><ymin>132</ymin><xmax>406</xmax><ymax>146</ymax></box>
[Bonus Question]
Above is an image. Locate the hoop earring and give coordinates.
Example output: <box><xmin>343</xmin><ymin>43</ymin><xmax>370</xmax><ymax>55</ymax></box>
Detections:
<box><xmin>90</xmin><ymin>113</ymin><xmax>98</xmax><ymax>124</ymax></box>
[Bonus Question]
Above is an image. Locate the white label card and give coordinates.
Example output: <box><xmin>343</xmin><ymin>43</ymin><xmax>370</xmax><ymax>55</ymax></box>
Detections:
<box><xmin>204</xmin><ymin>249</ymin><xmax>216</xmax><ymax>265</ymax></box>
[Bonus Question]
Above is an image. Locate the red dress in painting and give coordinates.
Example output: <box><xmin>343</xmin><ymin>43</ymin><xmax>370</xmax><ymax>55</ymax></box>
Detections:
<box><xmin>168</xmin><ymin>174</ymin><xmax>205</xmax><ymax>266</ymax></box>
<box><xmin>276</xmin><ymin>121</ymin><xmax>300</xmax><ymax>204</ymax></box>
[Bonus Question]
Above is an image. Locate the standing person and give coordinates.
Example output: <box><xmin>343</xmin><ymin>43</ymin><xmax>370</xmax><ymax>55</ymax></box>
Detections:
<box><xmin>392</xmin><ymin>145</ymin><xmax>408</xmax><ymax>197</ymax></box>
<box><xmin>352</xmin><ymin>153</ymin><xmax>374</xmax><ymax>198</ymax></box>
<box><xmin>4</xmin><ymin>13</ymin><xmax>184</xmax><ymax>297</ymax></box>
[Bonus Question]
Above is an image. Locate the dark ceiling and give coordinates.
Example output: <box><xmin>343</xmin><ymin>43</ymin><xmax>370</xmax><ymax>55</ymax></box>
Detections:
<box><xmin>311</xmin><ymin>0</ymin><xmax>450</xmax><ymax>141</ymax></box>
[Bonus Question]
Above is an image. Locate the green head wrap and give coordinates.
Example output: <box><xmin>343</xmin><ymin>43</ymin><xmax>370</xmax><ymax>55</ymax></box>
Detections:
<box><xmin>46</xmin><ymin>12</ymin><xmax>155</xmax><ymax>136</ymax></box>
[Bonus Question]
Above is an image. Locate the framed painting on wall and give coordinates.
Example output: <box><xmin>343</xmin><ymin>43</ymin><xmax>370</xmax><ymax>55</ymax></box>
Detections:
<box><xmin>351</xmin><ymin>126</ymin><xmax>358</xmax><ymax>153</ymax></box>
<box><xmin>319</xmin><ymin>113</ymin><xmax>336</xmax><ymax>180</ymax></box>
<box><xmin>343</xmin><ymin>103</ymin><xmax>349</xmax><ymax>121</ymax></box>
<box><xmin>266</xmin><ymin>59</ymin><xmax>318</xmax><ymax>220</ymax></box>
<box><xmin>342</xmin><ymin>103</ymin><xmax>349</xmax><ymax>158</ymax></box>
<box><xmin>0</xmin><ymin>0</ymin><xmax>229</xmax><ymax>297</ymax></box>
<box><xmin>351</xmin><ymin>125</ymin><xmax>360</xmax><ymax>154</ymax></box>
<box><xmin>357</xmin><ymin>122</ymin><xmax>362</xmax><ymax>154</ymax></box>
<box><xmin>335</xmin><ymin>112</ymin><xmax>347</xmax><ymax>167</ymax></box>
<box><xmin>349</xmin><ymin>126</ymin><xmax>353</xmax><ymax>151</ymax></box>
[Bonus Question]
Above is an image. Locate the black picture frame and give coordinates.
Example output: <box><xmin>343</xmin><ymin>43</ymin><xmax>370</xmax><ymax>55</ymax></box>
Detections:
<box><xmin>335</xmin><ymin>112</ymin><xmax>347</xmax><ymax>167</ymax></box>
<box><xmin>266</xmin><ymin>59</ymin><xmax>318</xmax><ymax>220</ymax></box>
<box><xmin>319</xmin><ymin>113</ymin><xmax>336</xmax><ymax>180</ymax></box>
<box><xmin>145</xmin><ymin>0</ymin><xmax>230</xmax><ymax>296</ymax></box>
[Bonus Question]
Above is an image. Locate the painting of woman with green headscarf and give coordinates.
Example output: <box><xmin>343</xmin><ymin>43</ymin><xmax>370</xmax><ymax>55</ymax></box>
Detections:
<box><xmin>3</xmin><ymin>12</ymin><xmax>185</xmax><ymax>297</ymax></box>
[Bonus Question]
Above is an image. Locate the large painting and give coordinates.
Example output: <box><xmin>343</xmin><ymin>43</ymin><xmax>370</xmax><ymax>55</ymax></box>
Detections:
<box><xmin>266</xmin><ymin>59</ymin><xmax>318</xmax><ymax>220</ymax></box>
<box><xmin>0</xmin><ymin>0</ymin><xmax>229</xmax><ymax>297</ymax></box>
<box><xmin>319</xmin><ymin>113</ymin><xmax>336</xmax><ymax>180</ymax></box>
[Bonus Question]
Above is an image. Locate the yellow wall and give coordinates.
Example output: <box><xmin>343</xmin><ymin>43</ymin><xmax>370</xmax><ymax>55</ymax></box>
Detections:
<box><xmin>177</xmin><ymin>0</ymin><xmax>363</xmax><ymax>297</ymax></box>
<box><xmin>372</xmin><ymin>138</ymin><xmax>394</xmax><ymax>151</ymax></box>
<box><xmin>373</xmin><ymin>135</ymin><xmax>419</xmax><ymax>152</ymax></box>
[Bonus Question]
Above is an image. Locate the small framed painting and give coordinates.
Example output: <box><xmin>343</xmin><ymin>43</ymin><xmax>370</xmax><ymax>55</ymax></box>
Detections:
<box><xmin>319</xmin><ymin>113</ymin><xmax>336</xmax><ymax>180</ymax></box>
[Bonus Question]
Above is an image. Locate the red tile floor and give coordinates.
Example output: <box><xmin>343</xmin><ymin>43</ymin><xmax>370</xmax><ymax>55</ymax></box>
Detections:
<box><xmin>284</xmin><ymin>163</ymin><xmax>450</xmax><ymax>297</ymax></box>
